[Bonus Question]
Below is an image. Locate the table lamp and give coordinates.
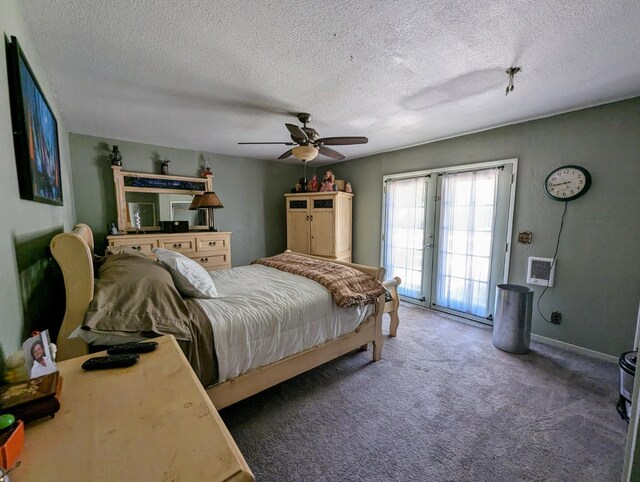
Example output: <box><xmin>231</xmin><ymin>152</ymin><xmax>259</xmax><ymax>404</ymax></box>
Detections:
<box><xmin>191</xmin><ymin>192</ymin><xmax>223</xmax><ymax>231</ymax></box>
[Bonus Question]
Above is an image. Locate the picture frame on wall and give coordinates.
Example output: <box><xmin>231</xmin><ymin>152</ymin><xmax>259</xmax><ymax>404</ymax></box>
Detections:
<box><xmin>5</xmin><ymin>35</ymin><xmax>63</xmax><ymax>206</ymax></box>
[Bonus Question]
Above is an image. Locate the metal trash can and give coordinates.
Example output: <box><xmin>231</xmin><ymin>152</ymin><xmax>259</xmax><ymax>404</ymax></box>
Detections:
<box><xmin>492</xmin><ymin>284</ymin><xmax>534</xmax><ymax>354</ymax></box>
<box><xmin>617</xmin><ymin>351</ymin><xmax>637</xmax><ymax>422</ymax></box>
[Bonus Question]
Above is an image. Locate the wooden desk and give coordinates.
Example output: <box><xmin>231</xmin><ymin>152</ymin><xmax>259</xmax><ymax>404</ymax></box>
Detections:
<box><xmin>14</xmin><ymin>336</ymin><xmax>254</xmax><ymax>481</ymax></box>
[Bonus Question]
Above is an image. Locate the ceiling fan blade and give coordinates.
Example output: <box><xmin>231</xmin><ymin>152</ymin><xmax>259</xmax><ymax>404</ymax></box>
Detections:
<box><xmin>238</xmin><ymin>142</ymin><xmax>296</xmax><ymax>145</ymax></box>
<box><xmin>278</xmin><ymin>149</ymin><xmax>293</xmax><ymax>160</ymax></box>
<box><xmin>318</xmin><ymin>145</ymin><xmax>345</xmax><ymax>161</ymax></box>
<box><xmin>317</xmin><ymin>136</ymin><xmax>368</xmax><ymax>146</ymax></box>
<box><xmin>285</xmin><ymin>123</ymin><xmax>308</xmax><ymax>141</ymax></box>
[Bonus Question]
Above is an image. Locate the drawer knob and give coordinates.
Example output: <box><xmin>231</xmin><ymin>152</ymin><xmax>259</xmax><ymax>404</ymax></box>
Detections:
<box><xmin>134</xmin><ymin>246</ymin><xmax>140</xmax><ymax>250</ymax></box>
<box><xmin>173</xmin><ymin>243</ymin><xmax>182</xmax><ymax>248</ymax></box>
<box><xmin>209</xmin><ymin>241</ymin><xmax>216</xmax><ymax>246</ymax></box>
<box><xmin>201</xmin><ymin>258</ymin><xmax>208</xmax><ymax>262</ymax></box>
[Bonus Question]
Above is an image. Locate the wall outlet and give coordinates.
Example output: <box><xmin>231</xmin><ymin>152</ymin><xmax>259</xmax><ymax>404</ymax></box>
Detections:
<box><xmin>551</xmin><ymin>311</ymin><xmax>562</xmax><ymax>325</ymax></box>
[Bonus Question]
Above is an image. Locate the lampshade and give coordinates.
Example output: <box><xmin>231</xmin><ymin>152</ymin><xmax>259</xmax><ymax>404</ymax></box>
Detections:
<box><xmin>191</xmin><ymin>192</ymin><xmax>224</xmax><ymax>231</ymax></box>
<box><xmin>188</xmin><ymin>194</ymin><xmax>202</xmax><ymax>210</ymax></box>
<box><xmin>292</xmin><ymin>145</ymin><xmax>318</xmax><ymax>161</ymax></box>
<box><xmin>197</xmin><ymin>191</ymin><xmax>224</xmax><ymax>209</ymax></box>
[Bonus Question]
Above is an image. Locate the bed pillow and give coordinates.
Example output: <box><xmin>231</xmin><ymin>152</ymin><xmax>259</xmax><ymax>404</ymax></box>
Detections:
<box><xmin>83</xmin><ymin>252</ymin><xmax>193</xmax><ymax>341</ymax></box>
<box><xmin>154</xmin><ymin>248</ymin><xmax>218</xmax><ymax>299</ymax></box>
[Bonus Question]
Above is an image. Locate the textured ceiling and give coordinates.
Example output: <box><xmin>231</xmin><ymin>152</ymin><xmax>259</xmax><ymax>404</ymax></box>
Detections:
<box><xmin>16</xmin><ymin>0</ymin><xmax>640</xmax><ymax>166</ymax></box>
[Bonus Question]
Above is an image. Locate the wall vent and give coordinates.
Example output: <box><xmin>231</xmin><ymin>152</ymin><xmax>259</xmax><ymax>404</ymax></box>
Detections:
<box><xmin>527</xmin><ymin>257</ymin><xmax>556</xmax><ymax>287</ymax></box>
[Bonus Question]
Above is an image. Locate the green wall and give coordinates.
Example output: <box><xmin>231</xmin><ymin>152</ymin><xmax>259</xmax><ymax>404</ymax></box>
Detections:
<box><xmin>0</xmin><ymin>1</ymin><xmax>76</xmax><ymax>357</ymax></box>
<box><xmin>326</xmin><ymin>98</ymin><xmax>640</xmax><ymax>357</ymax></box>
<box><xmin>68</xmin><ymin>134</ymin><xmax>301</xmax><ymax>267</ymax></box>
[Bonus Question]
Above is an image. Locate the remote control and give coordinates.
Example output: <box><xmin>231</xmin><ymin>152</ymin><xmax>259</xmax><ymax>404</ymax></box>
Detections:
<box><xmin>107</xmin><ymin>341</ymin><xmax>158</xmax><ymax>355</ymax></box>
<box><xmin>81</xmin><ymin>354</ymin><xmax>140</xmax><ymax>371</ymax></box>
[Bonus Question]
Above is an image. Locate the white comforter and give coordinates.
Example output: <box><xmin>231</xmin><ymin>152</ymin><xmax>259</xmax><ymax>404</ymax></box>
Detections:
<box><xmin>195</xmin><ymin>264</ymin><xmax>373</xmax><ymax>382</ymax></box>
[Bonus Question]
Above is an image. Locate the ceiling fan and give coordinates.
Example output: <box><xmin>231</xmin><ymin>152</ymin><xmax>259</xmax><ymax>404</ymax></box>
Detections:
<box><xmin>238</xmin><ymin>113</ymin><xmax>368</xmax><ymax>162</ymax></box>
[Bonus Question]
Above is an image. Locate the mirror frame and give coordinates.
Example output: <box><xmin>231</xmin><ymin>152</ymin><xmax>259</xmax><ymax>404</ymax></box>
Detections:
<box><xmin>112</xmin><ymin>166</ymin><xmax>213</xmax><ymax>232</ymax></box>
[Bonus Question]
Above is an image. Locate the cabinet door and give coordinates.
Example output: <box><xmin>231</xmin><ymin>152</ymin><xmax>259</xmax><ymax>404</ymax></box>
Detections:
<box><xmin>310</xmin><ymin>198</ymin><xmax>335</xmax><ymax>257</ymax></box>
<box><xmin>287</xmin><ymin>198</ymin><xmax>311</xmax><ymax>254</ymax></box>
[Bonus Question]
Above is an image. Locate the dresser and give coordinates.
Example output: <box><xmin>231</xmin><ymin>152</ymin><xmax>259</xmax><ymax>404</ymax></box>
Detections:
<box><xmin>108</xmin><ymin>231</ymin><xmax>231</xmax><ymax>270</ymax></box>
<box><xmin>285</xmin><ymin>191</ymin><xmax>352</xmax><ymax>262</ymax></box>
<box><xmin>14</xmin><ymin>336</ymin><xmax>254</xmax><ymax>481</ymax></box>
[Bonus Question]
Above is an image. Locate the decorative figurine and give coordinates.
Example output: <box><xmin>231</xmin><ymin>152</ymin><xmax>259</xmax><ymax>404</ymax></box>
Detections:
<box><xmin>307</xmin><ymin>174</ymin><xmax>318</xmax><ymax>192</ymax></box>
<box><xmin>320</xmin><ymin>170</ymin><xmax>335</xmax><ymax>192</ymax></box>
<box><xmin>109</xmin><ymin>222</ymin><xmax>118</xmax><ymax>235</ymax></box>
<box><xmin>202</xmin><ymin>163</ymin><xmax>213</xmax><ymax>177</ymax></box>
<box><xmin>345</xmin><ymin>181</ymin><xmax>353</xmax><ymax>193</ymax></box>
<box><xmin>109</xmin><ymin>145</ymin><xmax>122</xmax><ymax>166</ymax></box>
<box><xmin>161</xmin><ymin>155</ymin><xmax>171</xmax><ymax>175</ymax></box>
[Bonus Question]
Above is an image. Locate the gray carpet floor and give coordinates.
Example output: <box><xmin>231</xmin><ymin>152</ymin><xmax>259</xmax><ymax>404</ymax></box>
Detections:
<box><xmin>220</xmin><ymin>304</ymin><xmax>628</xmax><ymax>481</ymax></box>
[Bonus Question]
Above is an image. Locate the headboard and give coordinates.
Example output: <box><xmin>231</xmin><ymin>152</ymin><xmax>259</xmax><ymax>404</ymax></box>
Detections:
<box><xmin>50</xmin><ymin>223</ymin><xmax>94</xmax><ymax>360</ymax></box>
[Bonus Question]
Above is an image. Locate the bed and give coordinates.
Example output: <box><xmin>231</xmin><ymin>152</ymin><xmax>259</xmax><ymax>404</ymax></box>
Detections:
<box><xmin>50</xmin><ymin>224</ymin><xmax>389</xmax><ymax>409</ymax></box>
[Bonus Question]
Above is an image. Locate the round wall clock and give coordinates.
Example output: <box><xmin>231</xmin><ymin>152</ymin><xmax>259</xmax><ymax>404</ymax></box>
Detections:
<box><xmin>544</xmin><ymin>165</ymin><xmax>591</xmax><ymax>201</ymax></box>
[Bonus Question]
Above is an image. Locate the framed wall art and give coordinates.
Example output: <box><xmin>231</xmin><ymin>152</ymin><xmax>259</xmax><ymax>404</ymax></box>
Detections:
<box><xmin>6</xmin><ymin>35</ymin><xmax>62</xmax><ymax>206</ymax></box>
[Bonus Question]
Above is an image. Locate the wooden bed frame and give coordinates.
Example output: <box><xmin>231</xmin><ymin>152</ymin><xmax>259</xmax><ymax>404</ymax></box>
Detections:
<box><xmin>50</xmin><ymin>224</ymin><xmax>387</xmax><ymax>409</ymax></box>
<box><xmin>382</xmin><ymin>276</ymin><xmax>401</xmax><ymax>337</ymax></box>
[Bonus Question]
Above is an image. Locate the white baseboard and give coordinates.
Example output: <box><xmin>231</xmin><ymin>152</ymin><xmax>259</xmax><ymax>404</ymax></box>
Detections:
<box><xmin>531</xmin><ymin>334</ymin><xmax>618</xmax><ymax>363</ymax></box>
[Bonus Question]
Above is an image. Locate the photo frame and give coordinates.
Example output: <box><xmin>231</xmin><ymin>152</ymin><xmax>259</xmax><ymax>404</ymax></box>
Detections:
<box><xmin>22</xmin><ymin>330</ymin><xmax>57</xmax><ymax>379</ymax></box>
<box><xmin>5</xmin><ymin>35</ymin><xmax>63</xmax><ymax>206</ymax></box>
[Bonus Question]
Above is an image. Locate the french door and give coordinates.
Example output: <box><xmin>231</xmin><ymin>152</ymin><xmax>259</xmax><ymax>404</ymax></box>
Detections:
<box><xmin>382</xmin><ymin>159</ymin><xmax>517</xmax><ymax>324</ymax></box>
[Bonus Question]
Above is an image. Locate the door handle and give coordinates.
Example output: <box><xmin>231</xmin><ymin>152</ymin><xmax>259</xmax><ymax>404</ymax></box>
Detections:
<box><xmin>425</xmin><ymin>243</ymin><xmax>433</xmax><ymax>248</ymax></box>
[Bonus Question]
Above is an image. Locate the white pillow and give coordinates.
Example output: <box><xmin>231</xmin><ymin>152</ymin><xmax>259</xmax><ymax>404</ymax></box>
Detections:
<box><xmin>154</xmin><ymin>248</ymin><xmax>218</xmax><ymax>298</ymax></box>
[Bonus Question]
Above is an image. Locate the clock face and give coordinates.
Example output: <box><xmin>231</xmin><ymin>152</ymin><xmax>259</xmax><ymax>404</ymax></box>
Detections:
<box><xmin>544</xmin><ymin>165</ymin><xmax>591</xmax><ymax>201</ymax></box>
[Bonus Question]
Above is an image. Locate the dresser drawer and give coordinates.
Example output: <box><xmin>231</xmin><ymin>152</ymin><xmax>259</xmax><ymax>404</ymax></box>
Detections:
<box><xmin>109</xmin><ymin>237</ymin><xmax>156</xmax><ymax>255</ymax></box>
<box><xmin>189</xmin><ymin>253</ymin><xmax>231</xmax><ymax>270</ymax></box>
<box><xmin>157</xmin><ymin>236</ymin><xmax>196</xmax><ymax>255</ymax></box>
<box><xmin>196</xmin><ymin>234</ymin><xmax>230</xmax><ymax>253</ymax></box>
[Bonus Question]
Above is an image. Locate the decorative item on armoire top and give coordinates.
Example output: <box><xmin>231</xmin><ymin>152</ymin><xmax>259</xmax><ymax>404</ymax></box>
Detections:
<box><xmin>160</xmin><ymin>155</ymin><xmax>171</xmax><ymax>175</ymax></box>
<box><xmin>6</xmin><ymin>36</ymin><xmax>63</xmax><ymax>206</ymax></box>
<box><xmin>345</xmin><ymin>182</ymin><xmax>353</xmax><ymax>193</ymax></box>
<box><xmin>109</xmin><ymin>145</ymin><xmax>123</xmax><ymax>166</ymax></box>
<box><xmin>307</xmin><ymin>174</ymin><xmax>318</xmax><ymax>192</ymax></box>
<box><xmin>335</xmin><ymin>179</ymin><xmax>345</xmax><ymax>191</ymax></box>
<box><xmin>320</xmin><ymin>170</ymin><xmax>335</xmax><ymax>192</ymax></box>
<box><xmin>109</xmin><ymin>222</ymin><xmax>119</xmax><ymax>235</ymax></box>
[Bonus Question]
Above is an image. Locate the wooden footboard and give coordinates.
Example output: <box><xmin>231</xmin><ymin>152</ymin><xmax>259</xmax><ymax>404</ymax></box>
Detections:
<box><xmin>207</xmin><ymin>293</ymin><xmax>385</xmax><ymax>409</ymax></box>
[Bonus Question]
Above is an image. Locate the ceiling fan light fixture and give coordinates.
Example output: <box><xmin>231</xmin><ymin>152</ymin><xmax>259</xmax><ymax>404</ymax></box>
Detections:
<box><xmin>291</xmin><ymin>145</ymin><xmax>319</xmax><ymax>161</ymax></box>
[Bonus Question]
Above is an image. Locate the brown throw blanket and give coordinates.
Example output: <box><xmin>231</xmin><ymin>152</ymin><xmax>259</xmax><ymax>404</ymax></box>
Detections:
<box><xmin>252</xmin><ymin>252</ymin><xmax>386</xmax><ymax>308</ymax></box>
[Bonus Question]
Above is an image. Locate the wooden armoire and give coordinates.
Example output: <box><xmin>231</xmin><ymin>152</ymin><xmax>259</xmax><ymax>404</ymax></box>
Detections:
<box><xmin>285</xmin><ymin>191</ymin><xmax>352</xmax><ymax>262</ymax></box>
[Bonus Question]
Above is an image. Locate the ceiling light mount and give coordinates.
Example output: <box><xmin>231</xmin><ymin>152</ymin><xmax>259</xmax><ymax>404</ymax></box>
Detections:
<box><xmin>505</xmin><ymin>67</ymin><xmax>521</xmax><ymax>96</ymax></box>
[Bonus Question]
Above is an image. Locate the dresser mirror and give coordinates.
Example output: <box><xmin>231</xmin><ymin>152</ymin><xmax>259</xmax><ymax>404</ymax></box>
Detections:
<box><xmin>113</xmin><ymin>166</ymin><xmax>213</xmax><ymax>232</ymax></box>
